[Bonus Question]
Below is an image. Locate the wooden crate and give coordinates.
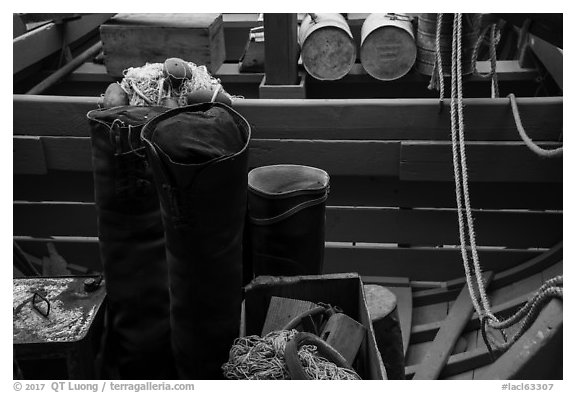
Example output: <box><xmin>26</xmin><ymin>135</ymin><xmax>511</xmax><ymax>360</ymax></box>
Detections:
<box><xmin>242</xmin><ymin>273</ymin><xmax>387</xmax><ymax>379</ymax></box>
<box><xmin>100</xmin><ymin>13</ymin><xmax>225</xmax><ymax>77</ymax></box>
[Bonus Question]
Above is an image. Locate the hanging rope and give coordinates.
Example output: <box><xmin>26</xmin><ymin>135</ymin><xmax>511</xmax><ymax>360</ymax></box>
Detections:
<box><xmin>471</xmin><ymin>19</ymin><xmax>501</xmax><ymax>98</ymax></box>
<box><xmin>509</xmin><ymin>93</ymin><xmax>563</xmax><ymax>157</ymax></box>
<box><xmin>428</xmin><ymin>13</ymin><xmax>445</xmax><ymax>104</ymax></box>
<box><xmin>440</xmin><ymin>13</ymin><xmax>563</xmax><ymax>355</ymax></box>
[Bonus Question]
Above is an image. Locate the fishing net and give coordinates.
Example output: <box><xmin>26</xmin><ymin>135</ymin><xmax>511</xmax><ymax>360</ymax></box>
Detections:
<box><xmin>222</xmin><ymin>329</ymin><xmax>361</xmax><ymax>380</ymax></box>
<box><xmin>117</xmin><ymin>61</ymin><xmax>230</xmax><ymax>107</ymax></box>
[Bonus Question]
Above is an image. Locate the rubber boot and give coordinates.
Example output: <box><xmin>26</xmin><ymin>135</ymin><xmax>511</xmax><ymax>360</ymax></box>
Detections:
<box><xmin>141</xmin><ymin>103</ymin><xmax>251</xmax><ymax>379</ymax></box>
<box><xmin>87</xmin><ymin>106</ymin><xmax>175</xmax><ymax>379</ymax></box>
<box><xmin>247</xmin><ymin>165</ymin><xmax>330</xmax><ymax>277</ymax></box>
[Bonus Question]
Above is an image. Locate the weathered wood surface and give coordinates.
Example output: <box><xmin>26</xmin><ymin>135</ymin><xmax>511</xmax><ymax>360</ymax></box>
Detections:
<box><xmin>14</xmin><ymin>201</ymin><xmax>561</xmax><ymax>248</ymax></box>
<box><xmin>13</xmin><ymin>235</ymin><xmax>545</xmax><ymax>281</ymax></box>
<box><xmin>14</xmin><ymin>95</ymin><xmax>562</xmax><ymax>141</ymax></box>
<box><xmin>68</xmin><ymin>60</ymin><xmax>539</xmax><ymax>88</ymax></box>
<box><xmin>413</xmin><ymin>272</ymin><xmax>494</xmax><ymax>380</ymax></box>
<box><xmin>100</xmin><ymin>13</ymin><xmax>225</xmax><ymax>76</ymax></box>
<box><xmin>263</xmin><ymin>14</ymin><xmax>299</xmax><ymax>85</ymax></box>
<box><xmin>14</xmin><ymin>172</ymin><xmax>562</xmax><ymax>211</ymax></box>
<box><xmin>477</xmin><ymin>298</ymin><xmax>562</xmax><ymax>380</ymax></box>
<box><xmin>13</xmin><ymin>14</ymin><xmax>115</xmax><ymax>74</ymax></box>
<box><xmin>14</xmin><ymin>134</ymin><xmax>562</xmax><ymax>181</ymax></box>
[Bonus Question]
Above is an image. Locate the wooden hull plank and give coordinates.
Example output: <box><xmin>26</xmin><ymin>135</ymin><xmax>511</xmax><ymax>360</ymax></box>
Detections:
<box><xmin>413</xmin><ymin>271</ymin><xmax>494</xmax><ymax>380</ymax></box>
<box><xmin>476</xmin><ymin>299</ymin><xmax>562</xmax><ymax>380</ymax></box>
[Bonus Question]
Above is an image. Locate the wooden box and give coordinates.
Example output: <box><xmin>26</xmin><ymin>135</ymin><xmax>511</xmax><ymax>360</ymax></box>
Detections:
<box><xmin>100</xmin><ymin>13</ymin><xmax>225</xmax><ymax>77</ymax></box>
<box><xmin>242</xmin><ymin>273</ymin><xmax>387</xmax><ymax>379</ymax></box>
<box><xmin>13</xmin><ymin>276</ymin><xmax>106</xmax><ymax>379</ymax></box>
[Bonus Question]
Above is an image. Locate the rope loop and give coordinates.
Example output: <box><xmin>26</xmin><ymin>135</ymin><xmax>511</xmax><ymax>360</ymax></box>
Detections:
<box><xmin>509</xmin><ymin>93</ymin><xmax>563</xmax><ymax>157</ymax></box>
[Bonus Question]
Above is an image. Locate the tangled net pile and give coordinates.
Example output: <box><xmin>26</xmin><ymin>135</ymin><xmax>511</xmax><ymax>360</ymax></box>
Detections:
<box><xmin>118</xmin><ymin>62</ymin><xmax>229</xmax><ymax>106</ymax></box>
<box><xmin>222</xmin><ymin>329</ymin><xmax>361</xmax><ymax>380</ymax></box>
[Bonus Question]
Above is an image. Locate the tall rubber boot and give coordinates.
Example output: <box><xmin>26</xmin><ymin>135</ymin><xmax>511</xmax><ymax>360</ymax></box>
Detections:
<box><xmin>141</xmin><ymin>103</ymin><xmax>251</xmax><ymax>379</ymax></box>
<box><xmin>247</xmin><ymin>165</ymin><xmax>330</xmax><ymax>277</ymax></box>
<box><xmin>87</xmin><ymin>106</ymin><xmax>175</xmax><ymax>379</ymax></box>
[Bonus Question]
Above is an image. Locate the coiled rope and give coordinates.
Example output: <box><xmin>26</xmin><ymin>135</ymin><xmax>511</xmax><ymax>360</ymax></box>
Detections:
<box><xmin>434</xmin><ymin>13</ymin><xmax>563</xmax><ymax>356</ymax></box>
<box><xmin>222</xmin><ymin>329</ymin><xmax>360</xmax><ymax>380</ymax></box>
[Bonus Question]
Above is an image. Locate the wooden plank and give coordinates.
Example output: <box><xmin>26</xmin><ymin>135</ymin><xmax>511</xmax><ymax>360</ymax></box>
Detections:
<box><xmin>411</xmin><ymin>260</ymin><xmax>561</xmax><ymax>346</ymax></box>
<box><xmin>400</xmin><ymin>141</ymin><xmax>563</xmax><ymax>182</ymax></box>
<box><xmin>444</xmin><ymin>330</ymin><xmax>477</xmax><ymax>380</ymax></box>
<box><xmin>477</xmin><ymin>299</ymin><xmax>562</xmax><ymax>380</ymax></box>
<box><xmin>263</xmin><ymin>14</ymin><xmax>298</xmax><ymax>85</ymax></box>
<box><xmin>412</xmin><ymin>302</ymin><xmax>448</xmax><ymax>326</ymax></box>
<box><xmin>326</xmin><ymin>206</ymin><xmax>561</xmax><ymax>248</ymax></box>
<box><xmin>406</xmin><ymin>346</ymin><xmax>494</xmax><ymax>379</ymax></box>
<box><xmin>13</xmin><ymin>136</ymin><xmax>401</xmax><ymax>177</ymax></box>
<box><xmin>14</xmin><ymin>95</ymin><xmax>563</xmax><ymax>142</ymax></box>
<box><xmin>413</xmin><ymin>244</ymin><xmax>562</xmax><ymax>307</ymax></box>
<box><xmin>413</xmin><ymin>272</ymin><xmax>493</xmax><ymax>380</ymax></box>
<box><xmin>13</xmin><ymin>201</ymin><xmax>97</xmax><ymax>237</ymax></box>
<box><xmin>13</xmin><ymin>14</ymin><xmax>115</xmax><ymax>74</ymax></box>
<box><xmin>14</xmin><ymin>236</ymin><xmax>102</xmax><ymax>273</ymax></box>
<box><xmin>385</xmin><ymin>286</ymin><xmax>412</xmax><ymax>356</ymax></box>
<box><xmin>324</xmin><ymin>244</ymin><xmax>543</xmax><ymax>281</ymax></box>
<box><xmin>530</xmin><ymin>34</ymin><xmax>563</xmax><ymax>90</ymax></box>
<box><xmin>261</xmin><ymin>296</ymin><xmax>317</xmax><ymax>336</ymax></box>
<box><xmin>16</xmin><ymin>135</ymin><xmax>566</xmax><ymax>182</ymax></box>
<box><xmin>13</xmin><ymin>136</ymin><xmax>47</xmax><ymax>175</ymax></box>
<box><xmin>12</xmin><ymin>172</ymin><xmax>563</xmax><ymax>210</ymax></box>
<box><xmin>13</xmin><ymin>235</ymin><xmax>544</xmax><ymax>283</ymax></box>
<box><xmin>14</xmin><ymin>172</ymin><xmax>95</xmax><ymax>202</ymax></box>
<box><xmin>397</xmin><ymin>180</ymin><xmax>562</xmax><ymax>210</ymax></box>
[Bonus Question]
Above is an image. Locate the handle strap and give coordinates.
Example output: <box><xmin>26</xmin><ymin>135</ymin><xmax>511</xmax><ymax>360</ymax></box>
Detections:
<box><xmin>249</xmin><ymin>192</ymin><xmax>328</xmax><ymax>226</ymax></box>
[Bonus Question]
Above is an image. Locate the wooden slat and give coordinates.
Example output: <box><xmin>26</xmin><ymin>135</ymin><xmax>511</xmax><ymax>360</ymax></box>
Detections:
<box><xmin>477</xmin><ymin>299</ymin><xmax>562</xmax><ymax>380</ymax></box>
<box><xmin>444</xmin><ymin>330</ymin><xmax>477</xmax><ymax>380</ymax></box>
<box><xmin>413</xmin><ymin>272</ymin><xmax>494</xmax><ymax>380</ymax></box>
<box><xmin>13</xmin><ymin>235</ymin><xmax>545</xmax><ymax>282</ymax></box>
<box><xmin>410</xmin><ymin>260</ymin><xmax>561</xmax><ymax>345</ymax></box>
<box><xmin>13</xmin><ymin>95</ymin><xmax>563</xmax><ymax>142</ymax></box>
<box><xmin>530</xmin><ymin>33</ymin><xmax>563</xmax><ymax>90</ymax></box>
<box><xmin>14</xmin><ymin>135</ymin><xmax>563</xmax><ymax>182</ymax></box>
<box><xmin>413</xmin><ymin>243</ymin><xmax>562</xmax><ymax>306</ymax></box>
<box><xmin>326</xmin><ymin>206</ymin><xmax>561</xmax><ymax>248</ymax></box>
<box><xmin>14</xmin><ymin>236</ymin><xmax>102</xmax><ymax>273</ymax></box>
<box><xmin>13</xmin><ymin>136</ymin><xmax>401</xmax><ymax>177</ymax></box>
<box><xmin>13</xmin><ymin>14</ymin><xmax>115</xmax><ymax>74</ymax></box>
<box><xmin>13</xmin><ymin>136</ymin><xmax>47</xmax><ymax>175</ymax></box>
<box><xmin>14</xmin><ymin>201</ymin><xmax>97</xmax><ymax>237</ymax></box>
<box><xmin>13</xmin><ymin>173</ymin><xmax>563</xmax><ymax>210</ymax></box>
<box><xmin>324</xmin><ymin>244</ymin><xmax>544</xmax><ymax>281</ymax></box>
<box><xmin>249</xmin><ymin>139</ymin><xmax>400</xmax><ymax>176</ymax></box>
<box><xmin>412</xmin><ymin>302</ymin><xmax>448</xmax><ymax>326</ymax></box>
<box><xmin>67</xmin><ymin>60</ymin><xmax>537</xmax><ymax>86</ymax></box>
<box><xmin>400</xmin><ymin>141</ymin><xmax>563</xmax><ymax>182</ymax></box>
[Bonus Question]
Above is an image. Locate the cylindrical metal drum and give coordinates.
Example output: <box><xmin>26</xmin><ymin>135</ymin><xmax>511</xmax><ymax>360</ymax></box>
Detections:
<box><xmin>299</xmin><ymin>13</ymin><xmax>356</xmax><ymax>81</ymax></box>
<box><xmin>360</xmin><ymin>13</ymin><xmax>417</xmax><ymax>81</ymax></box>
<box><xmin>415</xmin><ymin>13</ymin><xmax>479</xmax><ymax>76</ymax></box>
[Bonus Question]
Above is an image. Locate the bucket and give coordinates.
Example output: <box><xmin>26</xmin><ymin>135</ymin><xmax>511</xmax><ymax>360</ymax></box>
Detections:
<box><xmin>360</xmin><ymin>13</ymin><xmax>417</xmax><ymax>81</ymax></box>
<box><xmin>299</xmin><ymin>13</ymin><xmax>356</xmax><ymax>81</ymax></box>
<box><xmin>415</xmin><ymin>13</ymin><xmax>479</xmax><ymax>76</ymax></box>
<box><xmin>247</xmin><ymin>164</ymin><xmax>330</xmax><ymax>276</ymax></box>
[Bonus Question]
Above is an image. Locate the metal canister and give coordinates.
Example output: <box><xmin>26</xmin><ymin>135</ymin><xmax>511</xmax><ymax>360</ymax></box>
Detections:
<box><xmin>299</xmin><ymin>13</ymin><xmax>356</xmax><ymax>81</ymax></box>
<box><xmin>361</xmin><ymin>13</ymin><xmax>417</xmax><ymax>81</ymax></box>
